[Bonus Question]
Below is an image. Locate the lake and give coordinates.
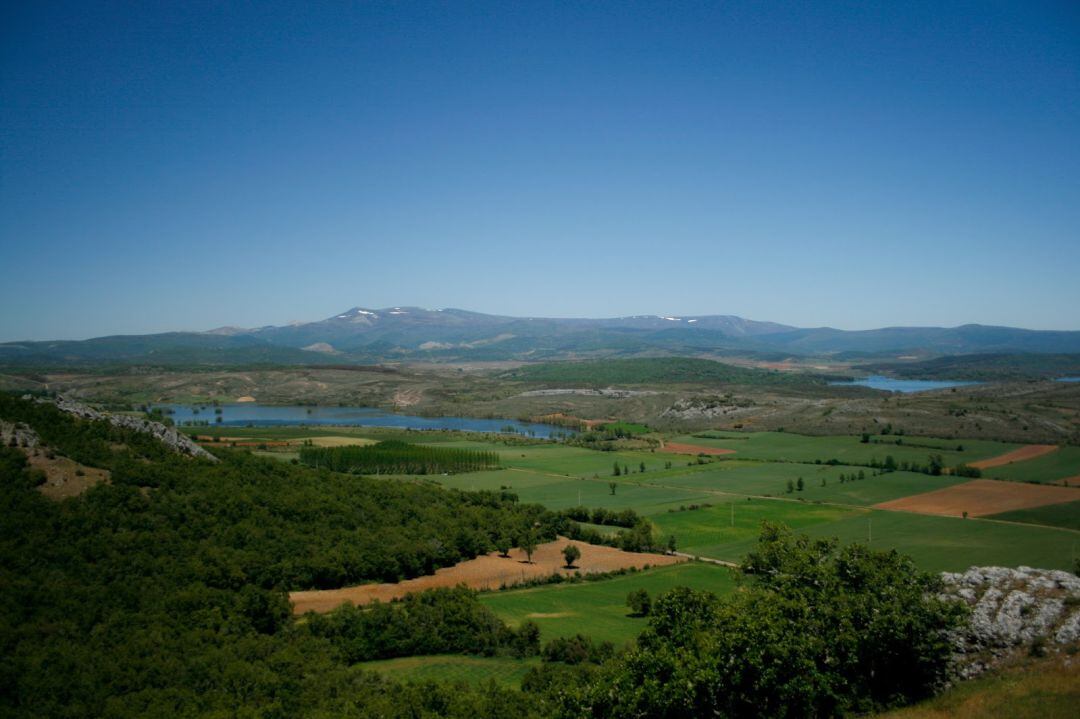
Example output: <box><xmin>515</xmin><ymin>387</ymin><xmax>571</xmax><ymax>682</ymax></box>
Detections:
<box><xmin>829</xmin><ymin>375</ymin><xmax>981</xmax><ymax>393</ymax></box>
<box><xmin>156</xmin><ymin>404</ymin><xmax>572</xmax><ymax>438</ymax></box>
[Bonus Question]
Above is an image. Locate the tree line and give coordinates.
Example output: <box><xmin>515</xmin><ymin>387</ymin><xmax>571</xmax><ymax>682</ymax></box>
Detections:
<box><xmin>298</xmin><ymin>439</ymin><xmax>501</xmax><ymax>475</ymax></box>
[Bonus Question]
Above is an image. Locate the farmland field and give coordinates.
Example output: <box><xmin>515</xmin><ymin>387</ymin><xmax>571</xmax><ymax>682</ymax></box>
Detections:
<box><xmin>650</xmin><ymin>500</ymin><xmax>865</xmax><ymax>561</ymax></box>
<box><xmin>670</xmin><ymin>432</ymin><xmax>1019</xmax><ymax>467</ymax></box>
<box><xmin>981</xmin><ymin>446</ymin><xmax>1080</xmax><ymax>485</ymax></box>
<box><xmin>989</xmin><ymin>500</ymin><xmax>1080</xmax><ymax>531</ymax></box>
<box><xmin>480</xmin><ymin>561</ymin><xmax>737</xmax><ymax>645</ymax></box>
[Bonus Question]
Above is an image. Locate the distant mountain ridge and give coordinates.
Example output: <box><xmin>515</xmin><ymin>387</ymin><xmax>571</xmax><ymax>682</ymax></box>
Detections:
<box><xmin>2</xmin><ymin>306</ymin><xmax>1080</xmax><ymax>366</ymax></box>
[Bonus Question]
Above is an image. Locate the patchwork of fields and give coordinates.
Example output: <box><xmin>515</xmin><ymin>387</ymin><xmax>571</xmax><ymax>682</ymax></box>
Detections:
<box><xmin>226</xmin><ymin>425</ymin><xmax>1080</xmax><ymax>689</ymax></box>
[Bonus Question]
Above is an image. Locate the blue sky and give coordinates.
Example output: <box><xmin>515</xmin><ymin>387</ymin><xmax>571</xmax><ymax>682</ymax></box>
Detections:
<box><xmin>1</xmin><ymin>1</ymin><xmax>1078</xmax><ymax>341</ymax></box>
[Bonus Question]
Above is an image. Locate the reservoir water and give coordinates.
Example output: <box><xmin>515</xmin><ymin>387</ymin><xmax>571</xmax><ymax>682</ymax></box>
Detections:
<box><xmin>829</xmin><ymin>375</ymin><xmax>981</xmax><ymax>393</ymax></box>
<box><xmin>156</xmin><ymin>404</ymin><xmax>571</xmax><ymax>438</ymax></box>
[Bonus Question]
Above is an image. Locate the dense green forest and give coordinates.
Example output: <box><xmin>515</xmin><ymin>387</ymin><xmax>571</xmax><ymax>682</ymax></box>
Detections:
<box><xmin>0</xmin><ymin>394</ymin><xmax>970</xmax><ymax>717</ymax></box>
<box><xmin>298</xmin><ymin>440</ymin><xmax>500</xmax><ymax>475</ymax></box>
<box><xmin>501</xmin><ymin>357</ymin><xmax>833</xmax><ymax>387</ymax></box>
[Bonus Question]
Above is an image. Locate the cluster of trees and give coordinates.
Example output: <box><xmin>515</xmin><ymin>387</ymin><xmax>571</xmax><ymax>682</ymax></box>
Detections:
<box><xmin>540</xmin><ymin>634</ymin><xmax>615</xmax><ymax>665</ymax></box>
<box><xmin>814</xmin><ymin>452</ymin><xmax>982</xmax><ymax>478</ymax></box>
<box><xmin>0</xmin><ymin>394</ymin><xmax>567</xmax><ymax>717</ymax></box>
<box><xmin>558</xmin><ymin>506</ymin><xmax>640</xmax><ymax>528</ymax></box>
<box><xmin>562</xmin><ymin>517</ymin><xmax>661</xmax><ymax>554</ymax></box>
<box><xmin>298</xmin><ymin>440</ymin><xmax>501</xmax><ymax>475</ymax></box>
<box><xmin>303</xmin><ymin>587</ymin><xmax>541</xmax><ymax>662</ymax></box>
<box><xmin>545</xmin><ymin>524</ymin><xmax>967</xmax><ymax>718</ymax></box>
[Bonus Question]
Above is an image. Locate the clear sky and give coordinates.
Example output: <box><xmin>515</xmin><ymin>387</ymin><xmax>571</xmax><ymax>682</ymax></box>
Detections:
<box><xmin>1</xmin><ymin>1</ymin><xmax>1078</xmax><ymax>341</ymax></box>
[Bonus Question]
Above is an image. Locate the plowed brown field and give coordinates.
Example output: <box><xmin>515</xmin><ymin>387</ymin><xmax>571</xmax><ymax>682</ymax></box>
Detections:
<box><xmin>873</xmin><ymin>479</ymin><xmax>1080</xmax><ymax>518</ymax></box>
<box><xmin>289</xmin><ymin>537</ymin><xmax>683</xmax><ymax>614</ymax></box>
<box><xmin>970</xmin><ymin>444</ymin><xmax>1058</xmax><ymax>469</ymax></box>
<box><xmin>659</xmin><ymin>442</ymin><xmax>736</xmax><ymax>456</ymax></box>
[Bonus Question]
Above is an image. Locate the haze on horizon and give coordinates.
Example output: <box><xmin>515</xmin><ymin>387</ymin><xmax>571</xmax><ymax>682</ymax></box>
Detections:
<box><xmin>2</xmin><ymin>2</ymin><xmax>1079</xmax><ymax>342</ymax></box>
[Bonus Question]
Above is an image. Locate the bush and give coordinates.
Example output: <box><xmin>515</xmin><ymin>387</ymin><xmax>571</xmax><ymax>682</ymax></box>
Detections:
<box><xmin>567</xmin><ymin>523</ymin><xmax>967</xmax><ymax>718</ymax></box>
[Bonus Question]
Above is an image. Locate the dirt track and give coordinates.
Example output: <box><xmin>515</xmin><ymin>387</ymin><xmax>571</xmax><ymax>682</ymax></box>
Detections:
<box><xmin>874</xmin><ymin>479</ymin><xmax>1080</xmax><ymax>518</ymax></box>
<box><xmin>659</xmin><ymin>442</ymin><xmax>736</xmax><ymax>457</ymax></box>
<box><xmin>970</xmin><ymin>444</ymin><xmax>1058</xmax><ymax>469</ymax></box>
<box><xmin>289</xmin><ymin>537</ymin><xmax>683</xmax><ymax>614</ymax></box>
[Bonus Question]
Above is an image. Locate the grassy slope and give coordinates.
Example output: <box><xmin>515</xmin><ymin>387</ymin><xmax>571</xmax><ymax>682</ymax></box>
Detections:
<box><xmin>879</xmin><ymin>655</ymin><xmax>1080</xmax><ymax>719</ymax></box>
<box><xmin>480</xmin><ymin>562</ymin><xmax>737</xmax><ymax>645</ymax></box>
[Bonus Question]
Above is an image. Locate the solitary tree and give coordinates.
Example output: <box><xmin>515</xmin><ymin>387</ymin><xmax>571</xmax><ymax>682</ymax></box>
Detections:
<box><xmin>639</xmin><ymin>461</ymin><xmax>646</xmax><ymax>473</ymax></box>
<box><xmin>796</xmin><ymin>477</ymin><xmax>804</xmax><ymax>492</ymax></box>
<box><xmin>626</xmin><ymin>588</ymin><xmax>651</xmax><ymax>617</ymax></box>
<box><xmin>613</xmin><ymin>462</ymin><xmax>621</xmax><ymax>477</ymax></box>
<box><xmin>623</xmin><ymin>464</ymin><xmax>630</xmax><ymax>476</ymax></box>
<box><xmin>495</xmin><ymin>535</ymin><xmax>512</xmax><ymax>558</ymax></box>
<box><xmin>786</xmin><ymin>479</ymin><xmax>795</xmax><ymax>494</ymax></box>
<box><xmin>609</xmin><ymin>481</ymin><xmax>617</xmax><ymax>496</ymax></box>
<box><xmin>562</xmin><ymin>544</ymin><xmax>581</xmax><ymax>569</ymax></box>
<box><xmin>521</xmin><ymin>532</ymin><xmax>537</xmax><ymax>563</ymax></box>
<box><xmin>666</xmin><ymin>534</ymin><xmax>677</xmax><ymax>554</ymax></box>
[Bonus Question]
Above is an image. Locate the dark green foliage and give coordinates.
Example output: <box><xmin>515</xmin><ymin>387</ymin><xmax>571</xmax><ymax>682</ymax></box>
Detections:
<box><xmin>626</xmin><ymin>588</ymin><xmax>651</xmax><ymax>617</ymax></box>
<box><xmin>558</xmin><ymin>506</ymin><xmax>640</xmax><ymax>528</ymax></box>
<box><xmin>561</xmin><ymin>523</ymin><xmax>966</xmax><ymax>718</ymax></box>
<box><xmin>562</xmin><ymin>544</ymin><xmax>581</xmax><ymax>568</ymax></box>
<box><xmin>299</xmin><ymin>439</ymin><xmax>500</xmax><ymax>475</ymax></box>
<box><xmin>304</xmin><ymin>586</ymin><xmax>540</xmax><ymax>662</ymax></box>
<box><xmin>541</xmin><ymin>634</ymin><xmax>615</xmax><ymax>665</ymax></box>
<box><xmin>0</xmin><ymin>395</ymin><xmax>552</xmax><ymax>717</ymax></box>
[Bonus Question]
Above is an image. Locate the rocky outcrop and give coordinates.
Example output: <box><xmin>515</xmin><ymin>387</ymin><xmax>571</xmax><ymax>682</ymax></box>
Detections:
<box><xmin>1</xmin><ymin>420</ymin><xmax>40</xmax><ymax>449</ymax></box>
<box><xmin>941</xmin><ymin>565</ymin><xmax>1080</xmax><ymax>677</ymax></box>
<box><xmin>40</xmin><ymin>396</ymin><xmax>219</xmax><ymax>462</ymax></box>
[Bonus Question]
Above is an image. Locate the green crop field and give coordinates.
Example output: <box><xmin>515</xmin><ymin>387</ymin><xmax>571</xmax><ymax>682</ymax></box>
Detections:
<box><xmin>988</xmin><ymin>500</ymin><xmax>1080</xmax><ymax>531</ymax></box>
<box><xmin>434</xmin><ymin>468</ymin><xmax>713</xmax><ymax>515</ymax></box>
<box><xmin>651</xmin><ymin>500</ymin><xmax>864</xmax><ymax>560</ymax></box>
<box><xmin>799</xmin><ymin>510</ymin><xmax>1080</xmax><ymax>572</ymax></box>
<box><xmin>359</xmin><ymin>655</ymin><xmax>541</xmax><ymax>687</ymax></box>
<box><xmin>480</xmin><ymin>562</ymin><xmax>737</xmax><ymax>646</ymax></box>
<box><xmin>672</xmin><ymin>432</ymin><xmax>1017</xmax><ymax>467</ymax></box>
<box><xmin>982</xmin><ymin>446</ymin><xmax>1080</xmax><ymax>485</ymax></box>
<box><xmin>626</xmin><ymin>461</ymin><xmax>970</xmax><ymax>506</ymax></box>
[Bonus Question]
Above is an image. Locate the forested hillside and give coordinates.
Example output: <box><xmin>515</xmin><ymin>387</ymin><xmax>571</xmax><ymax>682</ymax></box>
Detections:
<box><xmin>0</xmin><ymin>394</ymin><xmax>558</xmax><ymax>716</ymax></box>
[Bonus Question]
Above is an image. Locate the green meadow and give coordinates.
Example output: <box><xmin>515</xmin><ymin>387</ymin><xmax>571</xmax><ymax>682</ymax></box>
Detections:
<box><xmin>480</xmin><ymin>562</ymin><xmax>737</xmax><ymax>645</ymax></box>
<box><xmin>651</xmin><ymin>500</ymin><xmax>864</xmax><ymax>561</ymax></box>
<box><xmin>989</xmin><ymin>500</ymin><xmax>1080</xmax><ymax>531</ymax></box>
<box><xmin>624</xmin><ymin>461</ymin><xmax>970</xmax><ymax>506</ymax></box>
<box><xmin>672</xmin><ymin>431</ymin><xmax>1018</xmax><ymax>467</ymax></box>
<box><xmin>982</xmin><ymin>446</ymin><xmax>1080</xmax><ymax>485</ymax></box>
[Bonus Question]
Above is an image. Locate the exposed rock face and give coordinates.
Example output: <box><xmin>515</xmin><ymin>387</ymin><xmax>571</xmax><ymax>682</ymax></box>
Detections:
<box><xmin>660</xmin><ymin>396</ymin><xmax>755</xmax><ymax>420</ymax></box>
<box><xmin>1</xmin><ymin>420</ymin><xmax>40</xmax><ymax>449</ymax></box>
<box><xmin>40</xmin><ymin>396</ymin><xmax>219</xmax><ymax>463</ymax></box>
<box><xmin>941</xmin><ymin>566</ymin><xmax>1080</xmax><ymax>677</ymax></box>
<box><xmin>518</xmin><ymin>388</ymin><xmax>659</xmax><ymax>398</ymax></box>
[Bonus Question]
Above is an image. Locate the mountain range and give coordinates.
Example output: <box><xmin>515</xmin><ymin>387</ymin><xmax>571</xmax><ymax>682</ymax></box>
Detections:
<box><xmin>2</xmin><ymin>306</ymin><xmax>1080</xmax><ymax>367</ymax></box>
